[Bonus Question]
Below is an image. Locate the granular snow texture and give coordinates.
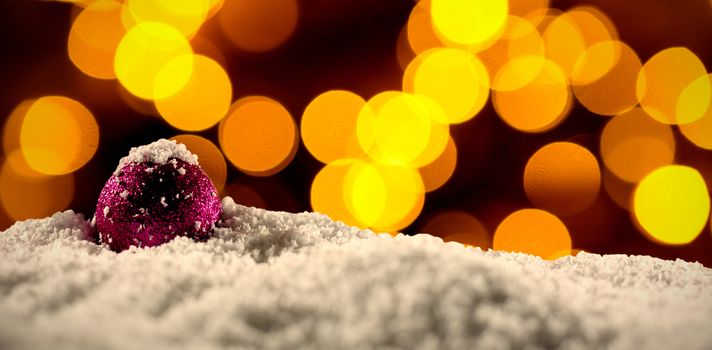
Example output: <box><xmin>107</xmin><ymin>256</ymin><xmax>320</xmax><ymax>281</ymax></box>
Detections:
<box><xmin>1</xmin><ymin>197</ymin><xmax>711</xmax><ymax>350</ymax></box>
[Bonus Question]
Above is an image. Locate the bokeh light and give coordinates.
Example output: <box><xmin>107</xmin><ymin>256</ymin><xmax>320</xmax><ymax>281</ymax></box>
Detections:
<box><xmin>600</xmin><ymin>107</ymin><xmax>675</xmax><ymax>183</ymax></box>
<box><xmin>634</xmin><ymin>165</ymin><xmax>710</xmax><ymax>245</ymax></box>
<box><xmin>680</xmin><ymin>74</ymin><xmax>712</xmax><ymax>150</ymax></box>
<box><xmin>404</xmin><ymin>48</ymin><xmax>490</xmax><ymax>124</ymax></box>
<box><xmin>170</xmin><ymin>134</ymin><xmax>227</xmax><ymax>193</ymax></box>
<box><xmin>122</xmin><ymin>0</ymin><xmax>212</xmax><ymax>37</ymax></box>
<box><xmin>67</xmin><ymin>0</ymin><xmax>125</xmax><ymax>79</ymax></box>
<box><xmin>524</xmin><ymin>142</ymin><xmax>601</xmax><ymax>216</ymax></box>
<box><xmin>493</xmin><ymin>208</ymin><xmax>572</xmax><ymax>259</ymax></box>
<box><xmin>114</xmin><ymin>22</ymin><xmax>193</xmax><ymax>100</ymax></box>
<box><xmin>418</xmin><ymin>135</ymin><xmax>457</xmax><ymax>192</ymax></box>
<box><xmin>20</xmin><ymin>96</ymin><xmax>99</xmax><ymax>175</ymax></box>
<box><xmin>357</xmin><ymin>92</ymin><xmax>449</xmax><ymax>167</ymax></box>
<box><xmin>476</xmin><ymin>15</ymin><xmax>545</xmax><ymax>87</ymax></box>
<box><xmin>420</xmin><ymin>210</ymin><xmax>489</xmax><ymax>248</ymax></box>
<box><xmin>219</xmin><ymin>96</ymin><xmax>298</xmax><ymax>176</ymax></box>
<box><xmin>543</xmin><ymin>6</ymin><xmax>618</xmax><ymax>80</ymax></box>
<box><xmin>218</xmin><ymin>0</ymin><xmax>298</xmax><ymax>52</ymax></box>
<box><xmin>637</xmin><ymin>47</ymin><xmax>709</xmax><ymax>125</ymax></box>
<box><xmin>572</xmin><ymin>41</ymin><xmax>642</xmax><ymax>116</ymax></box>
<box><xmin>311</xmin><ymin>159</ymin><xmax>361</xmax><ymax>227</ymax></box>
<box><xmin>301</xmin><ymin>90</ymin><xmax>366</xmax><ymax>164</ymax></box>
<box><xmin>155</xmin><ymin>55</ymin><xmax>232</xmax><ymax>131</ymax></box>
<box><xmin>430</xmin><ymin>0</ymin><xmax>508</xmax><ymax>48</ymax></box>
<box><xmin>0</xmin><ymin>151</ymin><xmax>75</xmax><ymax>221</ymax></box>
<box><xmin>344</xmin><ymin>160</ymin><xmax>425</xmax><ymax>232</ymax></box>
<box><xmin>492</xmin><ymin>57</ymin><xmax>572</xmax><ymax>133</ymax></box>
<box><xmin>406</xmin><ymin>0</ymin><xmax>442</xmax><ymax>55</ymax></box>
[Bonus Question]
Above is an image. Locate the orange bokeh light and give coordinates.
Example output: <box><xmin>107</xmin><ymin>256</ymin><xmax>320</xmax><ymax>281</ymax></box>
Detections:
<box><xmin>219</xmin><ymin>96</ymin><xmax>298</xmax><ymax>177</ymax></box>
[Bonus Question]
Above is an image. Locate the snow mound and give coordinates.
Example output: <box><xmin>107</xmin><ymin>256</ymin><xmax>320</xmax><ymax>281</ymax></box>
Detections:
<box><xmin>1</xmin><ymin>197</ymin><xmax>711</xmax><ymax>350</ymax></box>
<box><xmin>114</xmin><ymin>139</ymin><xmax>198</xmax><ymax>174</ymax></box>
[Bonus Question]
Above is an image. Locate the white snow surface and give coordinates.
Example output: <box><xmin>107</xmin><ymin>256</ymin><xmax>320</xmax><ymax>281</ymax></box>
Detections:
<box><xmin>114</xmin><ymin>139</ymin><xmax>198</xmax><ymax>174</ymax></box>
<box><xmin>1</xmin><ymin>196</ymin><xmax>711</xmax><ymax>350</ymax></box>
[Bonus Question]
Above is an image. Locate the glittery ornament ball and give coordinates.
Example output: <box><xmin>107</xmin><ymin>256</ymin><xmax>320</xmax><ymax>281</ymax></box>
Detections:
<box><xmin>95</xmin><ymin>139</ymin><xmax>221</xmax><ymax>252</ymax></box>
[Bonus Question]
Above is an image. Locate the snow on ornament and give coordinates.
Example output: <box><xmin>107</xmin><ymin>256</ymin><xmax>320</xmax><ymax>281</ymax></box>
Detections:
<box><xmin>95</xmin><ymin>139</ymin><xmax>221</xmax><ymax>252</ymax></box>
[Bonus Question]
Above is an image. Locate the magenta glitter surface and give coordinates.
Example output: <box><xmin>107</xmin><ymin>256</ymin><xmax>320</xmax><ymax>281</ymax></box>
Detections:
<box><xmin>95</xmin><ymin>158</ymin><xmax>221</xmax><ymax>252</ymax></box>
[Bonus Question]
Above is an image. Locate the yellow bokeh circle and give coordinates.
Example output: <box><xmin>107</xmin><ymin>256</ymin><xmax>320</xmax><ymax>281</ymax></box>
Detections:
<box><xmin>114</xmin><ymin>22</ymin><xmax>193</xmax><ymax>100</ymax></box>
<box><xmin>634</xmin><ymin>165</ymin><xmax>710</xmax><ymax>245</ymax></box>
<box><xmin>430</xmin><ymin>0</ymin><xmax>508</xmax><ymax>48</ymax></box>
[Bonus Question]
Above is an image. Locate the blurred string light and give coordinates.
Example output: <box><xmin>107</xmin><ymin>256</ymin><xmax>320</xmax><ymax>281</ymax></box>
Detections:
<box><xmin>20</xmin><ymin>97</ymin><xmax>99</xmax><ymax>175</ymax></box>
<box><xmin>430</xmin><ymin>0</ymin><xmax>508</xmax><ymax>49</ymax></box>
<box><xmin>218</xmin><ymin>0</ymin><xmax>299</xmax><ymax>52</ymax></box>
<box><xmin>301</xmin><ymin>90</ymin><xmax>366</xmax><ymax>164</ymax></box>
<box><xmin>524</xmin><ymin>142</ymin><xmax>601</xmax><ymax>217</ymax></box>
<box><xmin>637</xmin><ymin>47</ymin><xmax>709</xmax><ymax>125</ymax></box>
<box><xmin>67</xmin><ymin>0</ymin><xmax>125</xmax><ymax>79</ymax></box>
<box><xmin>170</xmin><ymin>134</ymin><xmax>227</xmax><ymax>193</ymax></box>
<box><xmin>155</xmin><ymin>55</ymin><xmax>232</xmax><ymax>131</ymax></box>
<box><xmin>420</xmin><ymin>210</ymin><xmax>490</xmax><ymax>248</ymax></box>
<box><xmin>403</xmin><ymin>48</ymin><xmax>490</xmax><ymax>124</ymax></box>
<box><xmin>492</xmin><ymin>57</ymin><xmax>572</xmax><ymax>132</ymax></box>
<box><xmin>418</xmin><ymin>135</ymin><xmax>457</xmax><ymax>192</ymax></box>
<box><xmin>542</xmin><ymin>6</ymin><xmax>618</xmax><ymax>80</ymax></box>
<box><xmin>633</xmin><ymin>166</ymin><xmax>710</xmax><ymax>245</ymax></box>
<box><xmin>600</xmin><ymin>108</ymin><xmax>675</xmax><ymax>183</ymax></box>
<box><xmin>114</xmin><ymin>22</ymin><xmax>194</xmax><ymax>100</ymax></box>
<box><xmin>219</xmin><ymin>96</ymin><xmax>298</xmax><ymax>177</ymax></box>
<box><xmin>121</xmin><ymin>0</ymin><xmax>216</xmax><ymax>37</ymax></box>
<box><xmin>572</xmin><ymin>41</ymin><xmax>642</xmax><ymax>116</ymax></box>
<box><xmin>493</xmin><ymin>208</ymin><xmax>572</xmax><ymax>260</ymax></box>
<box><xmin>680</xmin><ymin>74</ymin><xmax>712</xmax><ymax>150</ymax></box>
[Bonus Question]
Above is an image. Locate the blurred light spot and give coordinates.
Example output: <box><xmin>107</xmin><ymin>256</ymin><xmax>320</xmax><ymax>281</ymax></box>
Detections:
<box><xmin>3</xmin><ymin>100</ymin><xmax>34</xmax><ymax>156</ymax></box>
<box><xmin>430</xmin><ymin>0</ymin><xmax>508</xmax><ymax>48</ymax></box>
<box><xmin>600</xmin><ymin>108</ymin><xmax>675</xmax><ymax>183</ymax></box>
<box><xmin>509</xmin><ymin>0</ymin><xmax>549</xmax><ymax>19</ymax></box>
<box><xmin>219</xmin><ymin>96</ymin><xmax>298</xmax><ymax>176</ymax></box>
<box><xmin>345</xmin><ymin>161</ymin><xmax>425</xmax><ymax>232</ymax></box>
<box><xmin>677</xmin><ymin>73</ymin><xmax>712</xmax><ymax>126</ymax></box>
<box><xmin>301</xmin><ymin>90</ymin><xmax>366</xmax><ymax>164</ymax></box>
<box><xmin>421</xmin><ymin>210</ymin><xmax>489</xmax><ymax>248</ymax></box>
<box><xmin>680</xmin><ymin>74</ymin><xmax>712</xmax><ymax>150</ymax></box>
<box><xmin>524</xmin><ymin>142</ymin><xmax>601</xmax><ymax>216</ymax></box>
<box><xmin>493</xmin><ymin>58</ymin><xmax>572</xmax><ymax>133</ymax></box>
<box><xmin>122</xmin><ymin>0</ymin><xmax>211</xmax><ymax>37</ymax></box>
<box><xmin>68</xmin><ymin>0</ymin><xmax>125</xmax><ymax>79</ymax></box>
<box><xmin>572</xmin><ymin>41</ymin><xmax>641</xmax><ymax>116</ymax></box>
<box><xmin>477</xmin><ymin>16</ymin><xmax>545</xmax><ymax>84</ymax></box>
<box><xmin>634</xmin><ymin>165</ymin><xmax>710</xmax><ymax>245</ymax></box>
<box><xmin>170</xmin><ymin>134</ymin><xmax>227</xmax><ymax>193</ymax></box>
<box><xmin>115</xmin><ymin>22</ymin><xmax>193</xmax><ymax>100</ymax></box>
<box><xmin>218</xmin><ymin>0</ymin><xmax>298</xmax><ymax>52</ymax></box>
<box><xmin>357</xmin><ymin>92</ymin><xmax>449</xmax><ymax>167</ymax></box>
<box><xmin>21</xmin><ymin>96</ymin><xmax>99</xmax><ymax>175</ymax></box>
<box><xmin>222</xmin><ymin>183</ymin><xmax>266</xmax><ymax>209</ymax></box>
<box><xmin>311</xmin><ymin>160</ymin><xmax>361</xmax><ymax>227</ymax></box>
<box><xmin>404</xmin><ymin>48</ymin><xmax>490</xmax><ymax>124</ymax></box>
<box><xmin>637</xmin><ymin>47</ymin><xmax>709</xmax><ymax>124</ymax></box>
<box><xmin>0</xmin><ymin>151</ymin><xmax>75</xmax><ymax>221</ymax></box>
<box><xmin>395</xmin><ymin>24</ymin><xmax>416</xmax><ymax>71</ymax></box>
<box><xmin>418</xmin><ymin>135</ymin><xmax>457</xmax><ymax>192</ymax></box>
<box><xmin>156</xmin><ymin>55</ymin><xmax>232</xmax><ymax>131</ymax></box>
<box><xmin>543</xmin><ymin>6</ymin><xmax>617</xmax><ymax>79</ymax></box>
<box><xmin>493</xmin><ymin>208</ymin><xmax>571</xmax><ymax>259</ymax></box>
<box><xmin>406</xmin><ymin>0</ymin><xmax>443</xmax><ymax>55</ymax></box>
